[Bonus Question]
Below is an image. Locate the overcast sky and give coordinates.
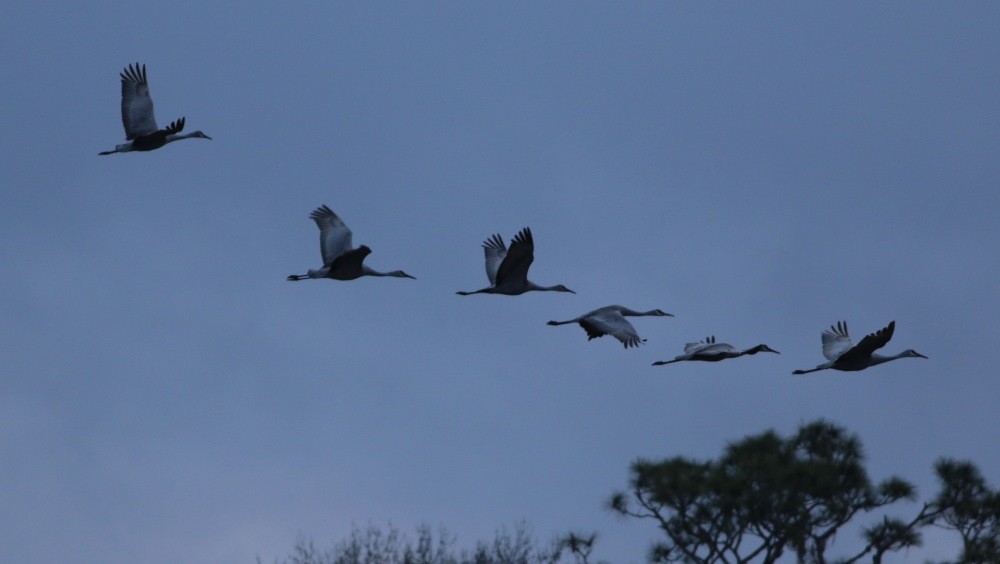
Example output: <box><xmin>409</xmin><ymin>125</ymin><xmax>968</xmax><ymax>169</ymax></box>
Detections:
<box><xmin>1</xmin><ymin>2</ymin><xmax>998</xmax><ymax>563</ymax></box>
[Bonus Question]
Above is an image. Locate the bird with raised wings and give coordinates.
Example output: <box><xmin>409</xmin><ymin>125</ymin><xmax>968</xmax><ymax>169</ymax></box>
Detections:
<box><xmin>456</xmin><ymin>228</ymin><xmax>575</xmax><ymax>296</ymax></box>
<box><xmin>652</xmin><ymin>336</ymin><xmax>779</xmax><ymax>365</ymax></box>
<box><xmin>792</xmin><ymin>320</ymin><xmax>926</xmax><ymax>375</ymax></box>
<box><xmin>99</xmin><ymin>63</ymin><xmax>211</xmax><ymax>155</ymax></box>
<box><xmin>287</xmin><ymin>205</ymin><xmax>415</xmax><ymax>282</ymax></box>
<box><xmin>547</xmin><ymin>305</ymin><xmax>672</xmax><ymax>349</ymax></box>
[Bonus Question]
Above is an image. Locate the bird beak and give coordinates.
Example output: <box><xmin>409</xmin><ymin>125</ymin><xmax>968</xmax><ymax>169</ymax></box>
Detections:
<box><xmin>915</xmin><ymin>352</ymin><xmax>928</xmax><ymax>359</ymax></box>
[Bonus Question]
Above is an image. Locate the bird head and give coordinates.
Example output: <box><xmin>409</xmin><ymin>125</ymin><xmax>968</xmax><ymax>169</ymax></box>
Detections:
<box><xmin>751</xmin><ymin>344</ymin><xmax>781</xmax><ymax>354</ymax></box>
<box><xmin>391</xmin><ymin>270</ymin><xmax>416</xmax><ymax>279</ymax></box>
<box><xmin>651</xmin><ymin>309</ymin><xmax>674</xmax><ymax>317</ymax></box>
<box><xmin>554</xmin><ymin>285</ymin><xmax>576</xmax><ymax>294</ymax></box>
<box><xmin>191</xmin><ymin>131</ymin><xmax>212</xmax><ymax>140</ymax></box>
<box><xmin>901</xmin><ymin>349</ymin><xmax>928</xmax><ymax>359</ymax></box>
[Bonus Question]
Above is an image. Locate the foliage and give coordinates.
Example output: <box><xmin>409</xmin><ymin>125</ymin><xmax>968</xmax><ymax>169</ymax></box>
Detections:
<box><xmin>266</xmin><ymin>522</ymin><xmax>571</xmax><ymax>564</ymax></box>
<box><xmin>608</xmin><ymin>420</ymin><xmax>1000</xmax><ymax>563</ymax></box>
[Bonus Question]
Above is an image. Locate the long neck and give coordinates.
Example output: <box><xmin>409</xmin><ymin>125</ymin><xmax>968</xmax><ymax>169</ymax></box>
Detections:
<box><xmin>363</xmin><ymin>266</ymin><xmax>412</xmax><ymax>279</ymax></box>
<box><xmin>620</xmin><ymin>308</ymin><xmax>659</xmax><ymax>317</ymax></box>
<box><xmin>527</xmin><ymin>282</ymin><xmax>562</xmax><ymax>292</ymax></box>
<box><xmin>165</xmin><ymin>132</ymin><xmax>200</xmax><ymax>143</ymax></box>
<box><xmin>870</xmin><ymin>352</ymin><xmax>905</xmax><ymax>366</ymax></box>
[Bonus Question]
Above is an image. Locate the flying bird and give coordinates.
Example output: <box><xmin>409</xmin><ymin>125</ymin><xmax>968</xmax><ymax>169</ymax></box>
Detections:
<box><xmin>792</xmin><ymin>320</ymin><xmax>926</xmax><ymax>375</ymax></box>
<box><xmin>456</xmin><ymin>228</ymin><xmax>575</xmax><ymax>296</ymax></box>
<box><xmin>287</xmin><ymin>205</ymin><xmax>415</xmax><ymax>282</ymax></box>
<box><xmin>547</xmin><ymin>305</ymin><xmax>673</xmax><ymax>349</ymax></box>
<box><xmin>652</xmin><ymin>336</ymin><xmax>779</xmax><ymax>365</ymax></box>
<box><xmin>99</xmin><ymin>63</ymin><xmax>211</xmax><ymax>155</ymax></box>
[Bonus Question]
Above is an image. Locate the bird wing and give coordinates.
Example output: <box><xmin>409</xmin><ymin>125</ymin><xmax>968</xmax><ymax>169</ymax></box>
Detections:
<box><xmin>310</xmin><ymin>205</ymin><xmax>353</xmax><ymax>265</ymax></box>
<box><xmin>482</xmin><ymin>233</ymin><xmax>507</xmax><ymax>285</ymax></box>
<box><xmin>698</xmin><ymin>343</ymin><xmax>736</xmax><ymax>355</ymax></box>
<box><xmin>837</xmin><ymin>321</ymin><xmax>896</xmax><ymax>364</ymax></box>
<box><xmin>120</xmin><ymin>63</ymin><xmax>159</xmax><ymax>139</ymax></box>
<box><xmin>494</xmin><ymin>227</ymin><xmax>534</xmax><ymax>286</ymax></box>
<box><xmin>821</xmin><ymin>321</ymin><xmax>854</xmax><ymax>361</ymax></box>
<box><xmin>586</xmin><ymin>310</ymin><xmax>643</xmax><ymax>348</ymax></box>
<box><xmin>683</xmin><ymin>336</ymin><xmax>717</xmax><ymax>353</ymax></box>
<box><xmin>330</xmin><ymin>245</ymin><xmax>371</xmax><ymax>272</ymax></box>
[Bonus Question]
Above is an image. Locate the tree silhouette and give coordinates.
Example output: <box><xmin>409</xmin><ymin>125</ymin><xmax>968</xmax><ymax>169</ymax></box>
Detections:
<box><xmin>609</xmin><ymin>420</ymin><xmax>999</xmax><ymax>563</ymax></box>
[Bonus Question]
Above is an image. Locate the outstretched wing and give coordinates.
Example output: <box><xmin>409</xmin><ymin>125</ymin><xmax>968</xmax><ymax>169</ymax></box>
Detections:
<box><xmin>310</xmin><ymin>205</ymin><xmax>353</xmax><ymax>265</ymax></box>
<box><xmin>329</xmin><ymin>245</ymin><xmax>371</xmax><ymax>273</ymax></box>
<box><xmin>494</xmin><ymin>227</ymin><xmax>534</xmax><ymax>286</ymax></box>
<box><xmin>698</xmin><ymin>343</ymin><xmax>737</xmax><ymax>355</ymax></box>
<box><xmin>482</xmin><ymin>233</ymin><xmax>507</xmax><ymax>285</ymax></box>
<box><xmin>837</xmin><ymin>321</ymin><xmax>896</xmax><ymax>364</ymax></box>
<box><xmin>585</xmin><ymin>310</ymin><xmax>643</xmax><ymax>349</ymax></box>
<box><xmin>684</xmin><ymin>335</ymin><xmax>717</xmax><ymax>353</ymax></box>
<box><xmin>821</xmin><ymin>321</ymin><xmax>854</xmax><ymax>361</ymax></box>
<box><xmin>120</xmin><ymin>63</ymin><xmax>158</xmax><ymax>139</ymax></box>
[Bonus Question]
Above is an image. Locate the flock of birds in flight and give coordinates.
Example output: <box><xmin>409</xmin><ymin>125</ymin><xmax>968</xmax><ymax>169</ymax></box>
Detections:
<box><xmin>100</xmin><ymin>63</ymin><xmax>928</xmax><ymax>374</ymax></box>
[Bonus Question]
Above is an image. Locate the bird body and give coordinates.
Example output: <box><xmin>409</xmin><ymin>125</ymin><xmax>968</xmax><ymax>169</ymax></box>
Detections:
<box><xmin>792</xmin><ymin>321</ymin><xmax>926</xmax><ymax>375</ymax></box>
<box><xmin>548</xmin><ymin>305</ymin><xmax>672</xmax><ymax>349</ymax></box>
<box><xmin>100</xmin><ymin>63</ymin><xmax>211</xmax><ymax>155</ymax></box>
<box><xmin>652</xmin><ymin>336</ymin><xmax>779</xmax><ymax>365</ymax></box>
<box><xmin>457</xmin><ymin>228</ymin><xmax>574</xmax><ymax>296</ymax></box>
<box><xmin>287</xmin><ymin>205</ymin><xmax>415</xmax><ymax>282</ymax></box>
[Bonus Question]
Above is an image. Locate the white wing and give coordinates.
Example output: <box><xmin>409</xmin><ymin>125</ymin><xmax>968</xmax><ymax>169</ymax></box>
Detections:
<box><xmin>821</xmin><ymin>321</ymin><xmax>854</xmax><ymax>361</ymax></box>
<box><xmin>683</xmin><ymin>336</ymin><xmax>717</xmax><ymax>353</ymax></box>
<box><xmin>697</xmin><ymin>343</ymin><xmax>737</xmax><ymax>355</ymax></box>
<box><xmin>482</xmin><ymin>233</ymin><xmax>507</xmax><ymax>285</ymax></box>
<box><xmin>309</xmin><ymin>205</ymin><xmax>353</xmax><ymax>265</ymax></box>
<box><xmin>587</xmin><ymin>310</ymin><xmax>643</xmax><ymax>348</ymax></box>
<box><xmin>120</xmin><ymin>63</ymin><xmax>159</xmax><ymax>139</ymax></box>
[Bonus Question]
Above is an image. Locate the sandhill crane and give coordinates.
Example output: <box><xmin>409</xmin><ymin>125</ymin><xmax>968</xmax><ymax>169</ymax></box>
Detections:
<box><xmin>287</xmin><ymin>205</ymin><xmax>415</xmax><ymax>282</ymax></box>
<box><xmin>99</xmin><ymin>63</ymin><xmax>211</xmax><ymax>155</ymax></box>
<box><xmin>652</xmin><ymin>336</ymin><xmax>779</xmax><ymax>365</ymax></box>
<box><xmin>792</xmin><ymin>320</ymin><xmax>926</xmax><ymax>375</ymax></box>
<box><xmin>456</xmin><ymin>228</ymin><xmax>575</xmax><ymax>296</ymax></box>
<box><xmin>547</xmin><ymin>305</ymin><xmax>672</xmax><ymax>349</ymax></box>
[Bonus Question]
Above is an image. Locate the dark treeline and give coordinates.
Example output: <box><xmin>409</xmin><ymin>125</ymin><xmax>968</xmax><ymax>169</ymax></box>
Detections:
<box><xmin>267</xmin><ymin>420</ymin><xmax>999</xmax><ymax>564</ymax></box>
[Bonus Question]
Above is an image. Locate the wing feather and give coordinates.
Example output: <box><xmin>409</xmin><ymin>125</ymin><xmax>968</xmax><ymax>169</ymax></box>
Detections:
<box><xmin>494</xmin><ymin>227</ymin><xmax>534</xmax><ymax>286</ymax></box>
<box><xmin>587</xmin><ymin>310</ymin><xmax>644</xmax><ymax>349</ymax></box>
<box><xmin>697</xmin><ymin>343</ymin><xmax>737</xmax><ymax>355</ymax></box>
<box><xmin>684</xmin><ymin>335</ymin><xmax>717</xmax><ymax>353</ymax></box>
<box><xmin>838</xmin><ymin>321</ymin><xmax>895</xmax><ymax>364</ymax></box>
<box><xmin>482</xmin><ymin>233</ymin><xmax>507</xmax><ymax>285</ymax></box>
<box><xmin>309</xmin><ymin>205</ymin><xmax>353</xmax><ymax>265</ymax></box>
<box><xmin>821</xmin><ymin>321</ymin><xmax>854</xmax><ymax>361</ymax></box>
<box><xmin>120</xmin><ymin>63</ymin><xmax>158</xmax><ymax>139</ymax></box>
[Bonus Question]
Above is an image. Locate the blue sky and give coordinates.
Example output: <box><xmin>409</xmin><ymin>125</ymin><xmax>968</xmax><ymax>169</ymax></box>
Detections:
<box><xmin>1</xmin><ymin>3</ymin><xmax>998</xmax><ymax>562</ymax></box>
